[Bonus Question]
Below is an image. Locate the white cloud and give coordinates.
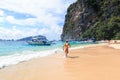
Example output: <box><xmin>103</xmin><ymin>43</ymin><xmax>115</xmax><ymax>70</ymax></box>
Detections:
<box><xmin>6</xmin><ymin>15</ymin><xmax>38</xmax><ymax>26</ymax></box>
<box><xmin>37</xmin><ymin>25</ymin><xmax>62</xmax><ymax>40</ymax></box>
<box><xmin>0</xmin><ymin>0</ymin><xmax>77</xmax><ymax>40</ymax></box>
<box><xmin>0</xmin><ymin>17</ymin><xmax>4</xmax><ymax>22</ymax></box>
<box><xmin>38</xmin><ymin>28</ymin><xmax>49</xmax><ymax>35</ymax></box>
<box><xmin>0</xmin><ymin>0</ymin><xmax>77</xmax><ymax>26</ymax></box>
<box><xmin>0</xmin><ymin>10</ymin><xmax>4</xmax><ymax>16</ymax></box>
<box><xmin>0</xmin><ymin>25</ymin><xmax>62</xmax><ymax>40</ymax></box>
<box><xmin>0</xmin><ymin>10</ymin><xmax>4</xmax><ymax>22</ymax></box>
<box><xmin>0</xmin><ymin>27</ymin><xmax>17</xmax><ymax>39</ymax></box>
<box><xmin>0</xmin><ymin>26</ymin><xmax>34</xmax><ymax>40</ymax></box>
<box><xmin>0</xmin><ymin>0</ymin><xmax>73</xmax><ymax>14</ymax></box>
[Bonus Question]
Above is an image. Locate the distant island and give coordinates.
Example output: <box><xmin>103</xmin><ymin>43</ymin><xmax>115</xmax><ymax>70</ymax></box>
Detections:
<box><xmin>17</xmin><ymin>36</ymin><xmax>34</xmax><ymax>41</ymax></box>
<box><xmin>0</xmin><ymin>39</ymin><xmax>14</xmax><ymax>41</ymax></box>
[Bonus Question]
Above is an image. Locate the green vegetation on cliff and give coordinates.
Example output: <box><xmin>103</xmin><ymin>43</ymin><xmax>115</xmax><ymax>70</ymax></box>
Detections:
<box><xmin>81</xmin><ymin>0</ymin><xmax>120</xmax><ymax>40</ymax></box>
<box><xmin>61</xmin><ymin>0</ymin><xmax>120</xmax><ymax>41</ymax></box>
<box><xmin>82</xmin><ymin>16</ymin><xmax>120</xmax><ymax>40</ymax></box>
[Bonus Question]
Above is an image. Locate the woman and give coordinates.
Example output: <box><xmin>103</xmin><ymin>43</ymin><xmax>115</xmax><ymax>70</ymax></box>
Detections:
<box><xmin>63</xmin><ymin>41</ymin><xmax>71</xmax><ymax>57</ymax></box>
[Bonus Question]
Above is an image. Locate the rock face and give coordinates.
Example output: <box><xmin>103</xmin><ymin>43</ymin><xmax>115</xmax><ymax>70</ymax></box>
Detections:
<box><xmin>61</xmin><ymin>0</ymin><xmax>120</xmax><ymax>41</ymax></box>
<box><xmin>61</xmin><ymin>0</ymin><xmax>98</xmax><ymax>41</ymax></box>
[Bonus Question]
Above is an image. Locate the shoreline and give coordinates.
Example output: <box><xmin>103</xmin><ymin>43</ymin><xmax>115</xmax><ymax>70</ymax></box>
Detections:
<box><xmin>0</xmin><ymin>42</ymin><xmax>120</xmax><ymax>80</ymax></box>
<box><xmin>0</xmin><ymin>42</ymin><xmax>113</xmax><ymax>70</ymax></box>
<box><xmin>0</xmin><ymin>42</ymin><xmax>104</xmax><ymax>69</ymax></box>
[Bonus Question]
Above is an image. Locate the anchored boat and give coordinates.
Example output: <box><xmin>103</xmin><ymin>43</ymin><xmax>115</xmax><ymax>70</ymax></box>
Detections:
<box><xmin>27</xmin><ymin>36</ymin><xmax>51</xmax><ymax>46</ymax></box>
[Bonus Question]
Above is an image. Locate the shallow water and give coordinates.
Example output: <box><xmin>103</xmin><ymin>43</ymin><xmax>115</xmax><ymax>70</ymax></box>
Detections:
<box><xmin>0</xmin><ymin>41</ymin><xmax>98</xmax><ymax>68</ymax></box>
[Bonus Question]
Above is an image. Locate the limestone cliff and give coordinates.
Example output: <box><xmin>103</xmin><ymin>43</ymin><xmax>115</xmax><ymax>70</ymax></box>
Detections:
<box><xmin>61</xmin><ymin>0</ymin><xmax>120</xmax><ymax>41</ymax></box>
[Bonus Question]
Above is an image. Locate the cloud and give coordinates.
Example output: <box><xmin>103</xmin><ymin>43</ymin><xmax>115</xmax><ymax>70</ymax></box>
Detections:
<box><xmin>0</xmin><ymin>0</ymin><xmax>72</xmax><ymax>14</ymax></box>
<box><xmin>0</xmin><ymin>26</ymin><xmax>23</xmax><ymax>40</ymax></box>
<box><xmin>6</xmin><ymin>15</ymin><xmax>38</xmax><ymax>26</ymax></box>
<box><xmin>0</xmin><ymin>26</ymin><xmax>20</xmax><ymax>39</ymax></box>
<box><xmin>0</xmin><ymin>17</ymin><xmax>3</xmax><ymax>22</ymax></box>
<box><xmin>0</xmin><ymin>10</ymin><xmax>4</xmax><ymax>16</ymax></box>
<box><xmin>0</xmin><ymin>26</ymin><xmax>61</xmax><ymax>40</ymax></box>
<box><xmin>0</xmin><ymin>0</ymin><xmax>77</xmax><ymax>40</ymax></box>
<box><xmin>0</xmin><ymin>26</ymin><xmax>39</xmax><ymax>40</ymax></box>
<box><xmin>0</xmin><ymin>10</ymin><xmax>4</xmax><ymax>22</ymax></box>
<box><xmin>0</xmin><ymin>0</ymin><xmax>77</xmax><ymax>24</ymax></box>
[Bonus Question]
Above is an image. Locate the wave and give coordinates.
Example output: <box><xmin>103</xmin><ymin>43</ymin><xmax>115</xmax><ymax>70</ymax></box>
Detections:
<box><xmin>0</xmin><ymin>43</ymin><xmax>100</xmax><ymax>69</ymax></box>
<box><xmin>0</xmin><ymin>48</ymin><xmax>63</xmax><ymax>69</ymax></box>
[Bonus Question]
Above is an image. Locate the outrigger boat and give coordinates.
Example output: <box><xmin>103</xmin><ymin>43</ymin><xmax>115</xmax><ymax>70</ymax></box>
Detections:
<box><xmin>27</xmin><ymin>36</ymin><xmax>51</xmax><ymax>46</ymax></box>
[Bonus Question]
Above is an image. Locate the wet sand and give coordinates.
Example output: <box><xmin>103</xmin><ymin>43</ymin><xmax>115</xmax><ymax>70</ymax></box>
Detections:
<box><xmin>0</xmin><ymin>43</ymin><xmax>120</xmax><ymax>80</ymax></box>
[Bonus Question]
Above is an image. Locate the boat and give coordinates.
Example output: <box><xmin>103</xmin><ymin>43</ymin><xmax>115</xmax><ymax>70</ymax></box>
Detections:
<box><xmin>27</xmin><ymin>36</ymin><xmax>51</xmax><ymax>46</ymax></box>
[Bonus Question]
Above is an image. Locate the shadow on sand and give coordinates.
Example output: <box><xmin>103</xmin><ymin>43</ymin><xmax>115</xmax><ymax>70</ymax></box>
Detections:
<box><xmin>67</xmin><ymin>56</ymin><xmax>79</xmax><ymax>58</ymax></box>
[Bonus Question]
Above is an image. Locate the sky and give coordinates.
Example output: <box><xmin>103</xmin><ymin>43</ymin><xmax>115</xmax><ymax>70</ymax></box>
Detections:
<box><xmin>0</xmin><ymin>0</ymin><xmax>77</xmax><ymax>40</ymax></box>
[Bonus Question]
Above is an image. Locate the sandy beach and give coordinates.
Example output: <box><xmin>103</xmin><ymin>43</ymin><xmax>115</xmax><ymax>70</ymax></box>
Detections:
<box><xmin>0</xmin><ymin>43</ymin><xmax>120</xmax><ymax>80</ymax></box>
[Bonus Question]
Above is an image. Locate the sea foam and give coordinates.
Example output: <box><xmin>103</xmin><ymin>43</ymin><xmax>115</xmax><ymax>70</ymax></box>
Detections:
<box><xmin>0</xmin><ymin>48</ymin><xmax>63</xmax><ymax>69</ymax></box>
<box><xmin>0</xmin><ymin>43</ymin><xmax>100</xmax><ymax>69</ymax></box>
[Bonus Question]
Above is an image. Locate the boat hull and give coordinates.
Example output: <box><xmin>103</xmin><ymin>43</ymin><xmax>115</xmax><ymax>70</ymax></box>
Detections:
<box><xmin>27</xmin><ymin>41</ymin><xmax>51</xmax><ymax>46</ymax></box>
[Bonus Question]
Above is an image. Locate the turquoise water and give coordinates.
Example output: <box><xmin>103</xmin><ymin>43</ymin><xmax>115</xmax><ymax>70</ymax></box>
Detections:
<box><xmin>0</xmin><ymin>41</ymin><xmax>98</xmax><ymax>68</ymax></box>
<box><xmin>0</xmin><ymin>41</ymin><xmax>61</xmax><ymax>56</ymax></box>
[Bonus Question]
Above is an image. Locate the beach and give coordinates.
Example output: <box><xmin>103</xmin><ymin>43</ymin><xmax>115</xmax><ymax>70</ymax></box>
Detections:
<box><xmin>0</xmin><ymin>43</ymin><xmax>120</xmax><ymax>80</ymax></box>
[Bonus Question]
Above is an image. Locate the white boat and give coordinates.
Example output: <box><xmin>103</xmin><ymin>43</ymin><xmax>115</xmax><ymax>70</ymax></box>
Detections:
<box><xmin>27</xmin><ymin>36</ymin><xmax>51</xmax><ymax>46</ymax></box>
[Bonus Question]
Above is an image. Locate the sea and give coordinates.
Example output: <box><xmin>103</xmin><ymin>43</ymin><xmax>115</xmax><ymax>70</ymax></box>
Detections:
<box><xmin>0</xmin><ymin>41</ymin><xmax>98</xmax><ymax>69</ymax></box>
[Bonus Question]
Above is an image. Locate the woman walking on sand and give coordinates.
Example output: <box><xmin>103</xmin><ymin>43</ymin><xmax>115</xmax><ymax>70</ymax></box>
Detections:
<box><xmin>63</xmin><ymin>41</ymin><xmax>71</xmax><ymax>57</ymax></box>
